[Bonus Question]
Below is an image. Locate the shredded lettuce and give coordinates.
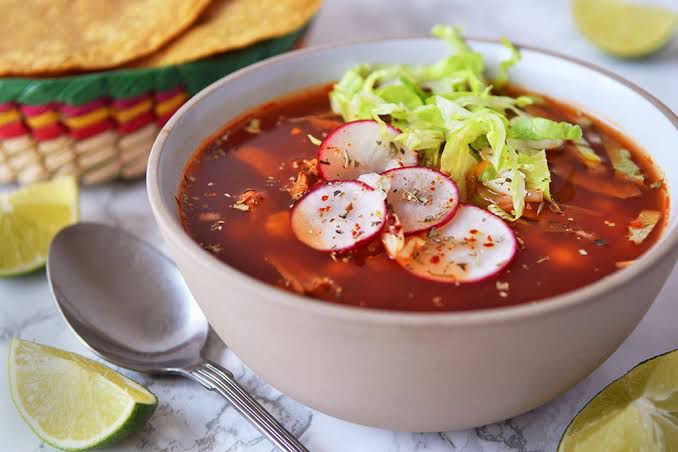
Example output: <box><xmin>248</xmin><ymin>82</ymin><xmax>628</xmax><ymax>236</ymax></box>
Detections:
<box><xmin>329</xmin><ymin>66</ymin><xmax>367</xmax><ymax>120</ymax></box>
<box><xmin>518</xmin><ymin>150</ymin><xmax>552</xmax><ymax>201</ymax></box>
<box><xmin>508</xmin><ymin>116</ymin><xmax>582</xmax><ymax>141</ymax></box>
<box><xmin>572</xmin><ymin>137</ymin><xmax>603</xmax><ymax>169</ymax></box>
<box><xmin>628</xmin><ymin>210</ymin><xmax>661</xmax><ymax>244</ymax></box>
<box><xmin>428</xmin><ymin>25</ymin><xmax>485</xmax><ymax>83</ymax></box>
<box><xmin>608</xmin><ymin>147</ymin><xmax>644</xmax><ymax>184</ymax></box>
<box><xmin>307</xmin><ymin>134</ymin><xmax>322</xmax><ymax>146</ymax></box>
<box><xmin>495</xmin><ymin>37</ymin><xmax>521</xmax><ymax>89</ymax></box>
<box><xmin>441</xmin><ymin>90</ymin><xmax>534</xmax><ymax>116</ymax></box>
<box><xmin>329</xmin><ymin>25</ymin><xmax>582</xmax><ymax>220</ymax></box>
<box><xmin>431</xmin><ymin>25</ymin><xmax>475</xmax><ymax>55</ymax></box>
<box><xmin>510</xmin><ymin>168</ymin><xmax>526</xmax><ymax>219</ymax></box>
<box><xmin>375</xmin><ymin>84</ymin><xmax>423</xmax><ymax>110</ymax></box>
<box><xmin>509</xmin><ymin>138</ymin><xmax>563</xmax><ymax>152</ymax></box>
<box><xmin>439</xmin><ymin>116</ymin><xmax>496</xmax><ymax>199</ymax></box>
<box><xmin>488</xmin><ymin>203</ymin><xmax>516</xmax><ymax>221</ymax></box>
<box><xmin>484</xmin><ymin>148</ymin><xmax>526</xmax><ymax>221</ymax></box>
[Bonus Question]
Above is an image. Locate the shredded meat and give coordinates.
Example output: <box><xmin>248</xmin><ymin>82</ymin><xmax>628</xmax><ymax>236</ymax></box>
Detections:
<box><xmin>382</xmin><ymin>214</ymin><xmax>404</xmax><ymax>259</ymax></box>
<box><xmin>306</xmin><ymin>117</ymin><xmax>343</xmax><ymax>131</ymax></box>
<box><xmin>306</xmin><ymin>277</ymin><xmax>343</xmax><ymax>298</ymax></box>
<box><xmin>293</xmin><ymin>158</ymin><xmax>318</xmax><ymax>176</ymax></box>
<box><xmin>267</xmin><ymin>257</ymin><xmax>305</xmax><ymax>293</ymax></box>
<box><xmin>287</xmin><ymin>158</ymin><xmax>319</xmax><ymax>200</ymax></box>
<box><xmin>525</xmin><ymin>189</ymin><xmax>544</xmax><ymax>203</ymax></box>
<box><xmin>267</xmin><ymin>257</ymin><xmax>343</xmax><ymax>298</ymax></box>
<box><xmin>233</xmin><ymin>189</ymin><xmax>264</xmax><ymax>211</ymax></box>
<box><xmin>552</xmin><ymin>164</ymin><xmax>641</xmax><ymax>199</ymax></box>
<box><xmin>198</xmin><ymin>211</ymin><xmax>221</xmax><ymax>222</ymax></box>
<box><xmin>559</xmin><ymin>203</ymin><xmax>602</xmax><ymax>218</ymax></box>
<box><xmin>288</xmin><ymin>171</ymin><xmax>310</xmax><ymax>200</ymax></box>
<box><xmin>398</xmin><ymin>236</ymin><xmax>427</xmax><ymax>260</ymax></box>
<box><xmin>288</xmin><ymin>113</ymin><xmax>343</xmax><ymax>132</ymax></box>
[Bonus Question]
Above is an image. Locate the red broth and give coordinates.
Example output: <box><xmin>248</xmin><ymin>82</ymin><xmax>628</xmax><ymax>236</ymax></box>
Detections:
<box><xmin>177</xmin><ymin>84</ymin><xmax>668</xmax><ymax>312</ymax></box>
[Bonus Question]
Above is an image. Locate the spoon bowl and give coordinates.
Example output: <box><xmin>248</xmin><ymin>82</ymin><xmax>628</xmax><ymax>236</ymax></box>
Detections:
<box><xmin>47</xmin><ymin>222</ymin><xmax>307</xmax><ymax>452</ymax></box>
<box><xmin>48</xmin><ymin>222</ymin><xmax>207</xmax><ymax>373</ymax></box>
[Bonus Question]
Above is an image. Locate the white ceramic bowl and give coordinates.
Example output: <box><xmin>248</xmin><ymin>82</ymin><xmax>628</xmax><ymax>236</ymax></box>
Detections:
<box><xmin>147</xmin><ymin>37</ymin><xmax>678</xmax><ymax>432</ymax></box>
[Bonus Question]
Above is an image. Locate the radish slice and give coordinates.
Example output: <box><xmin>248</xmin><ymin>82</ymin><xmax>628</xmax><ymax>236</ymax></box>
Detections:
<box><xmin>318</xmin><ymin>120</ymin><xmax>417</xmax><ymax>180</ymax></box>
<box><xmin>395</xmin><ymin>204</ymin><xmax>517</xmax><ymax>283</ymax></box>
<box><xmin>357</xmin><ymin>172</ymin><xmax>391</xmax><ymax>199</ymax></box>
<box><xmin>291</xmin><ymin>180</ymin><xmax>387</xmax><ymax>253</ymax></box>
<box><xmin>382</xmin><ymin>167</ymin><xmax>460</xmax><ymax>234</ymax></box>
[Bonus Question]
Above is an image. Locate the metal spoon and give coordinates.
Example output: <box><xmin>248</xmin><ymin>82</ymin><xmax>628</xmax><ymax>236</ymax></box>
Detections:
<box><xmin>47</xmin><ymin>222</ymin><xmax>308</xmax><ymax>452</ymax></box>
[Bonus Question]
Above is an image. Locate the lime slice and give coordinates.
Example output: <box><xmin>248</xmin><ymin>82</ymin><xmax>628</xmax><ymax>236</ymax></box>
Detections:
<box><xmin>8</xmin><ymin>338</ymin><xmax>157</xmax><ymax>451</ymax></box>
<box><xmin>558</xmin><ymin>349</ymin><xmax>678</xmax><ymax>451</ymax></box>
<box><xmin>0</xmin><ymin>176</ymin><xmax>78</xmax><ymax>276</ymax></box>
<box><xmin>572</xmin><ymin>0</ymin><xmax>677</xmax><ymax>57</ymax></box>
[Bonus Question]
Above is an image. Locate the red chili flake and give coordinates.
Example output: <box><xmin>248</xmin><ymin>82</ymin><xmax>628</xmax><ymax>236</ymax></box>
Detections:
<box><xmin>469</xmin><ymin>229</ymin><xmax>479</xmax><ymax>234</ymax></box>
<box><xmin>430</xmin><ymin>186</ymin><xmax>436</xmax><ymax>191</ymax></box>
<box><xmin>483</xmin><ymin>243</ymin><xmax>495</xmax><ymax>248</ymax></box>
<box><xmin>321</xmin><ymin>195</ymin><xmax>329</xmax><ymax>201</ymax></box>
<box><xmin>629</xmin><ymin>220</ymin><xmax>643</xmax><ymax>228</ymax></box>
<box><xmin>486</xmin><ymin>234</ymin><xmax>494</xmax><ymax>242</ymax></box>
<box><xmin>449</xmin><ymin>197</ymin><xmax>455</xmax><ymax>202</ymax></box>
<box><xmin>430</xmin><ymin>255</ymin><xmax>441</xmax><ymax>264</ymax></box>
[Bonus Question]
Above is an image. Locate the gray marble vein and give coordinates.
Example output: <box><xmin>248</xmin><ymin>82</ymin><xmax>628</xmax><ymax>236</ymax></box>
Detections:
<box><xmin>1</xmin><ymin>0</ymin><xmax>677</xmax><ymax>450</ymax></box>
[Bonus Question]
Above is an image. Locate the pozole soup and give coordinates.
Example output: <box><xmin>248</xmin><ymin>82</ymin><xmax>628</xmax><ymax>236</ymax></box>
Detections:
<box><xmin>177</xmin><ymin>27</ymin><xmax>667</xmax><ymax>312</ymax></box>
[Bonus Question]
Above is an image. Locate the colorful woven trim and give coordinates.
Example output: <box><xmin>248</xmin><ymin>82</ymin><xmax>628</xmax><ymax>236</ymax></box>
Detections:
<box><xmin>0</xmin><ymin>87</ymin><xmax>187</xmax><ymax>184</ymax></box>
<box><xmin>0</xmin><ymin>25</ymin><xmax>307</xmax><ymax>185</ymax></box>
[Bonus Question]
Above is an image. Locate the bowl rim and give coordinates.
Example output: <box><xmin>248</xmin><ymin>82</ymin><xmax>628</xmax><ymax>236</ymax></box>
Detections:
<box><xmin>147</xmin><ymin>35</ymin><xmax>678</xmax><ymax>326</ymax></box>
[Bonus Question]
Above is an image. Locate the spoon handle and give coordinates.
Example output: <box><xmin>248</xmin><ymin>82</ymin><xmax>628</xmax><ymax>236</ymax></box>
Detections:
<box><xmin>188</xmin><ymin>361</ymin><xmax>309</xmax><ymax>452</ymax></box>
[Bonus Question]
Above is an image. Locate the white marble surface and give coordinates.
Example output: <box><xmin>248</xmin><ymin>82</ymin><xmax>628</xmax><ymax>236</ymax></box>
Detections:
<box><xmin>1</xmin><ymin>1</ymin><xmax>677</xmax><ymax>450</ymax></box>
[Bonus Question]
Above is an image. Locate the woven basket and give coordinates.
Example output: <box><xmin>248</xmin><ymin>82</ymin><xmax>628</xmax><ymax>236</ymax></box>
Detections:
<box><xmin>0</xmin><ymin>26</ymin><xmax>307</xmax><ymax>185</ymax></box>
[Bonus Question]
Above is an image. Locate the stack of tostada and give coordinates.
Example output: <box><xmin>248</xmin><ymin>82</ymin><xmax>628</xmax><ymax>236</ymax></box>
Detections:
<box><xmin>0</xmin><ymin>0</ymin><xmax>321</xmax><ymax>185</ymax></box>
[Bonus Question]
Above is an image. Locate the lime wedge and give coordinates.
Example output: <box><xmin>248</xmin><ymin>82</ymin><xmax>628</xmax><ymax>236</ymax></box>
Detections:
<box><xmin>558</xmin><ymin>349</ymin><xmax>678</xmax><ymax>451</ymax></box>
<box><xmin>8</xmin><ymin>338</ymin><xmax>157</xmax><ymax>451</ymax></box>
<box><xmin>0</xmin><ymin>176</ymin><xmax>78</xmax><ymax>276</ymax></box>
<box><xmin>572</xmin><ymin>0</ymin><xmax>677</xmax><ymax>57</ymax></box>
